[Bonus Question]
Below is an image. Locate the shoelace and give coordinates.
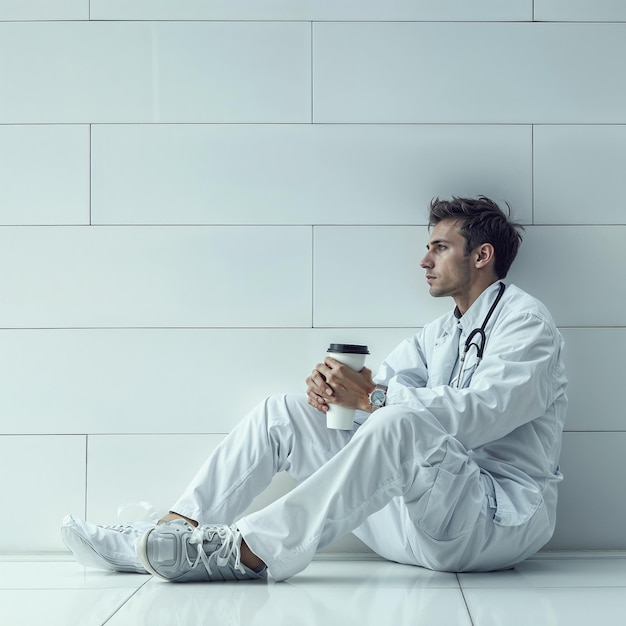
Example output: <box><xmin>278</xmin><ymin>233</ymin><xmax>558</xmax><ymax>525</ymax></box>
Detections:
<box><xmin>187</xmin><ymin>525</ymin><xmax>246</xmax><ymax>576</ymax></box>
<box><xmin>103</xmin><ymin>524</ymin><xmax>135</xmax><ymax>533</ymax></box>
<box><xmin>97</xmin><ymin>502</ymin><xmax>159</xmax><ymax>534</ymax></box>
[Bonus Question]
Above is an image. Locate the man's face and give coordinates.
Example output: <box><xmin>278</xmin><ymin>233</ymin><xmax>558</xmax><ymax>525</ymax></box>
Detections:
<box><xmin>420</xmin><ymin>219</ymin><xmax>473</xmax><ymax>301</ymax></box>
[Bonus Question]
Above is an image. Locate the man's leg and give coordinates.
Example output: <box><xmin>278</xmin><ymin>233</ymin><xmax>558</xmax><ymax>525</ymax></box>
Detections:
<box><xmin>159</xmin><ymin>393</ymin><xmax>354</xmax><ymax>574</ymax></box>
<box><xmin>62</xmin><ymin>394</ymin><xmax>354</xmax><ymax>572</ymax></box>
<box><xmin>240</xmin><ymin>403</ymin><xmax>553</xmax><ymax>578</ymax></box>
<box><xmin>167</xmin><ymin>393</ymin><xmax>355</xmax><ymax>526</ymax></box>
<box><xmin>141</xmin><ymin>401</ymin><xmax>554</xmax><ymax>582</ymax></box>
<box><xmin>236</xmin><ymin>405</ymin><xmax>486</xmax><ymax>580</ymax></box>
<box><xmin>141</xmin><ymin>404</ymin><xmax>484</xmax><ymax>581</ymax></box>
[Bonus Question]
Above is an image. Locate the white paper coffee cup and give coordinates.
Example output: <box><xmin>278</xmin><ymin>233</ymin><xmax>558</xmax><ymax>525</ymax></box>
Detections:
<box><xmin>325</xmin><ymin>343</ymin><xmax>369</xmax><ymax>430</ymax></box>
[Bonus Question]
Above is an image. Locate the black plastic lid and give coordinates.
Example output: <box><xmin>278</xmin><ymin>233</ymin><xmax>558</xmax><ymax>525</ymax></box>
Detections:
<box><xmin>327</xmin><ymin>343</ymin><xmax>370</xmax><ymax>354</ymax></box>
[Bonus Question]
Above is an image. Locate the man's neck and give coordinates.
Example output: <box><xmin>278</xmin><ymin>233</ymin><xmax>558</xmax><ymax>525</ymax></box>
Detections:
<box><xmin>454</xmin><ymin>277</ymin><xmax>500</xmax><ymax>316</ymax></box>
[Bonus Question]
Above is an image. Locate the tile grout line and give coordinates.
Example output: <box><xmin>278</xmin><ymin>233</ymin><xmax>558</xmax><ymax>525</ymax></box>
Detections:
<box><xmin>83</xmin><ymin>434</ymin><xmax>89</xmax><ymax>520</ymax></box>
<box><xmin>101</xmin><ymin>580</ymin><xmax>151</xmax><ymax>625</ymax></box>
<box><xmin>310</xmin><ymin>21</ymin><xmax>314</xmax><ymax>124</ymax></box>
<box><xmin>89</xmin><ymin>124</ymin><xmax>92</xmax><ymax>226</ymax></box>
<box><xmin>311</xmin><ymin>225</ymin><xmax>315</xmax><ymax>328</ymax></box>
<box><xmin>456</xmin><ymin>573</ymin><xmax>476</xmax><ymax>626</ymax></box>
<box><xmin>531</xmin><ymin>124</ymin><xmax>535</xmax><ymax>224</ymax></box>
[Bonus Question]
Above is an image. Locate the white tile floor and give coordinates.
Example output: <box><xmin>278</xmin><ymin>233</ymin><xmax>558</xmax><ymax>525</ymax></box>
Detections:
<box><xmin>2</xmin><ymin>552</ymin><xmax>626</xmax><ymax>625</ymax></box>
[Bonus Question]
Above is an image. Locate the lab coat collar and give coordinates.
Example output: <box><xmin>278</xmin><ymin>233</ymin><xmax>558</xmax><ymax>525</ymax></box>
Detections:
<box><xmin>453</xmin><ymin>281</ymin><xmax>505</xmax><ymax>334</ymax></box>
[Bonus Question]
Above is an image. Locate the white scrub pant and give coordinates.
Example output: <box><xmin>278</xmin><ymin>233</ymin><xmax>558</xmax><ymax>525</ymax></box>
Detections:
<box><xmin>170</xmin><ymin>394</ymin><xmax>552</xmax><ymax>581</ymax></box>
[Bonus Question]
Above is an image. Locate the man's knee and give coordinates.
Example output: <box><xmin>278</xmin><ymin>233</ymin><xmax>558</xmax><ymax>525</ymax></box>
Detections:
<box><xmin>247</xmin><ymin>393</ymin><xmax>306</xmax><ymax>426</ymax></box>
<box><xmin>362</xmin><ymin>405</ymin><xmax>446</xmax><ymax>441</ymax></box>
<box><xmin>257</xmin><ymin>393</ymin><xmax>332</xmax><ymax>448</ymax></box>
<box><xmin>359</xmin><ymin>406</ymin><xmax>466</xmax><ymax>467</ymax></box>
<box><xmin>261</xmin><ymin>393</ymin><xmax>315</xmax><ymax>427</ymax></box>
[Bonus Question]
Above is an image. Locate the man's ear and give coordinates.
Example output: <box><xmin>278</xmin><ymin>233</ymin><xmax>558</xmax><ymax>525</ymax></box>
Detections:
<box><xmin>474</xmin><ymin>243</ymin><xmax>495</xmax><ymax>269</ymax></box>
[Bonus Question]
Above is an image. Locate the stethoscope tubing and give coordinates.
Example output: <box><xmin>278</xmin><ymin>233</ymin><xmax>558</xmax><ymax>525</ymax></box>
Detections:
<box><xmin>455</xmin><ymin>281</ymin><xmax>506</xmax><ymax>387</ymax></box>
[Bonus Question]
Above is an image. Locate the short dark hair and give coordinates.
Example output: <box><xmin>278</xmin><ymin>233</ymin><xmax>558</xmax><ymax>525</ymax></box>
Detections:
<box><xmin>428</xmin><ymin>196</ymin><xmax>524</xmax><ymax>278</ymax></box>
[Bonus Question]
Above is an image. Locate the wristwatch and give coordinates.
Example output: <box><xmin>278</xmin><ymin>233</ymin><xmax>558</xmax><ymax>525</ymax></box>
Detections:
<box><xmin>369</xmin><ymin>385</ymin><xmax>387</xmax><ymax>412</ymax></box>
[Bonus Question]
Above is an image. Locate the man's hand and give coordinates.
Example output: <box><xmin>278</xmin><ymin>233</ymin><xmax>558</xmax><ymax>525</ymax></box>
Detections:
<box><xmin>305</xmin><ymin>357</ymin><xmax>376</xmax><ymax>413</ymax></box>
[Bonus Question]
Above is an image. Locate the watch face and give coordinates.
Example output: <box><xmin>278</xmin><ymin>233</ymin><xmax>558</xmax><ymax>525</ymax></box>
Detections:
<box><xmin>371</xmin><ymin>389</ymin><xmax>385</xmax><ymax>406</ymax></box>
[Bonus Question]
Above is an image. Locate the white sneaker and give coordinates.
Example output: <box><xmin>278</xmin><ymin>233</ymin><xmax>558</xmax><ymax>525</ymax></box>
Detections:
<box><xmin>138</xmin><ymin>520</ymin><xmax>266</xmax><ymax>582</ymax></box>
<box><xmin>61</xmin><ymin>514</ymin><xmax>153</xmax><ymax>573</ymax></box>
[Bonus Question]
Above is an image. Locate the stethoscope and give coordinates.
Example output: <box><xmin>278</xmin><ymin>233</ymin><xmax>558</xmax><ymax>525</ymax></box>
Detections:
<box><xmin>453</xmin><ymin>281</ymin><xmax>506</xmax><ymax>388</ymax></box>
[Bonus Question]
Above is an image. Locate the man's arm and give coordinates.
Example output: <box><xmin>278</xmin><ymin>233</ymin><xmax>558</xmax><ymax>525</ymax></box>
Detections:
<box><xmin>387</xmin><ymin>311</ymin><xmax>565</xmax><ymax>450</ymax></box>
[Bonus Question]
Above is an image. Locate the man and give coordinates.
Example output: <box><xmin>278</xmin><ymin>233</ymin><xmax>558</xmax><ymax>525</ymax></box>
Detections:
<box><xmin>62</xmin><ymin>196</ymin><xmax>567</xmax><ymax>582</ymax></box>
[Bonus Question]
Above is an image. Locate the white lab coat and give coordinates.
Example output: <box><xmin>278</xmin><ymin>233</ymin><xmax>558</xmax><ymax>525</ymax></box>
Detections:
<box><xmin>374</xmin><ymin>281</ymin><xmax>567</xmax><ymax>528</ymax></box>
<box><xmin>173</xmin><ymin>282</ymin><xmax>567</xmax><ymax>580</ymax></box>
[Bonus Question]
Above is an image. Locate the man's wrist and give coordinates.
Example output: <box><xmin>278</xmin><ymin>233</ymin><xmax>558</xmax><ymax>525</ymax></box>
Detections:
<box><xmin>368</xmin><ymin>385</ymin><xmax>388</xmax><ymax>412</ymax></box>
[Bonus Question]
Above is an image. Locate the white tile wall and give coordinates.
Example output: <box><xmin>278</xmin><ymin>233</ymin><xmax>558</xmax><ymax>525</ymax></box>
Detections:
<box><xmin>91</xmin><ymin>0</ymin><xmax>532</xmax><ymax>21</ymax></box>
<box><xmin>0</xmin><ymin>436</ymin><xmax>85</xmax><ymax>552</ymax></box>
<box><xmin>547</xmin><ymin>433</ymin><xmax>626</xmax><ymax>550</ymax></box>
<box><xmin>0</xmin><ymin>9</ymin><xmax>624</xmax><ymax>555</ymax></box>
<box><xmin>535</xmin><ymin>0</ymin><xmax>626</xmax><ymax>22</ymax></box>
<box><xmin>89</xmin><ymin>0</ymin><xmax>532</xmax><ymax>21</ymax></box>
<box><xmin>560</xmin><ymin>329</ymin><xmax>625</xmax><ymax>433</ymax></box>
<box><xmin>91</xmin><ymin>124</ymin><xmax>531</xmax><ymax>226</ymax></box>
<box><xmin>507</xmin><ymin>226</ymin><xmax>626</xmax><ymax>327</ymax></box>
<box><xmin>313</xmin><ymin>23</ymin><xmax>626</xmax><ymax>124</ymax></box>
<box><xmin>0</xmin><ymin>226</ymin><xmax>311</xmax><ymax>328</ymax></box>
<box><xmin>2</xmin><ymin>326</ymin><xmax>617</xmax><ymax>436</ymax></box>
<box><xmin>0</xmin><ymin>328</ymin><xmax>412</xmax><ymax>435</ymax></box>
<box><xmin>0</xmin><ymin>22</ymin><xmax>310</xmax><ymax>123</ymax></box>
<box><xmin>534</xmin><ymin>126</ymin><xmax>626</xmax><ymax>224</ymax></box>
<box><xmin>86</xmin><ymin>434</ymin><xmax>226</xmax><ymax>525</ymax></box>
<box><xmin>0</xmin><ymin>125</ymin><xmax>89</xmax><ymax>225</ymax></box>
<box><xmin>314</xmin><ymin>226</ymin><xmax>450</xmax><ymax>328</ymax></box>
<box><xmin>0</xmin><ymin>0</ymin><xmax>88</xmax><ymax>20</ymax></box>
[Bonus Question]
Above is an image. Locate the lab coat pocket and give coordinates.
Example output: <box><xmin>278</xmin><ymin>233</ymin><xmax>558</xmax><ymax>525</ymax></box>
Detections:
<box><xmin>489</xmin><ymin>477</ymin><xmax>542</xmax><ymax>527</ymax></box>
<box><xmin>420</xmin><ymin>464</ymin><xmax>483</xmax><ymax>541</ymax></box>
